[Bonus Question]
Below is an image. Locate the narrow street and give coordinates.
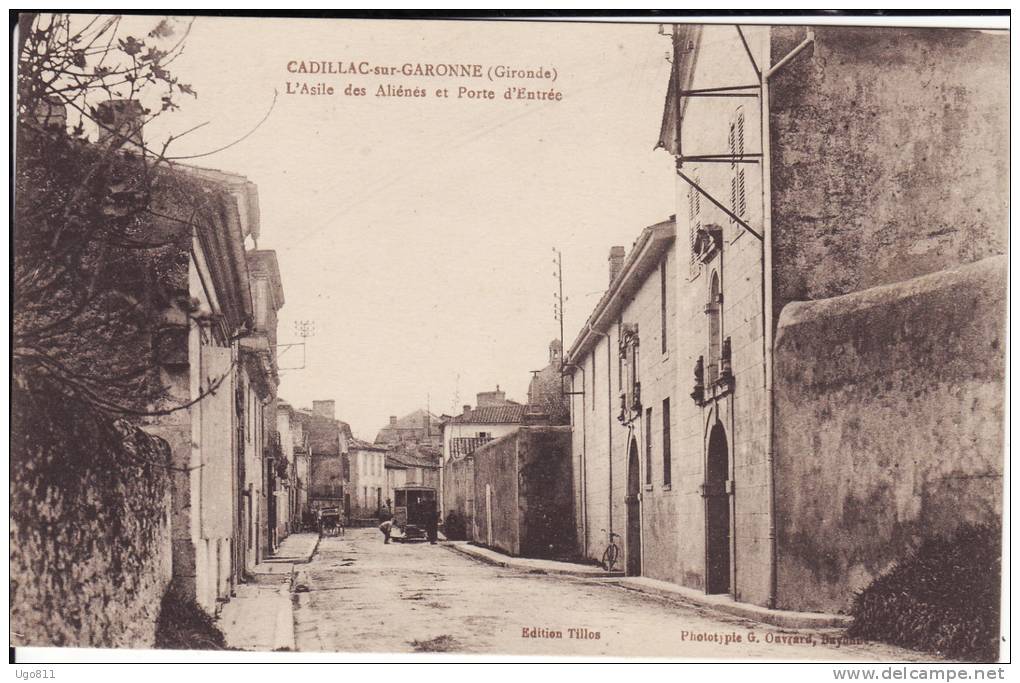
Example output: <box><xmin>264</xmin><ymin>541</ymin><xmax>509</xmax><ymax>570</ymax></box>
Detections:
<box><xmin>292</xmin><ymin>529</ymin><xmax>926</xmax><ymax>659</ymax></box>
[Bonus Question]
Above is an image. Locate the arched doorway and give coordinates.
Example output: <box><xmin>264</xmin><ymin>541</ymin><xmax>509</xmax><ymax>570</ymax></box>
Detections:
<box><xmin>626</xmin><ymin>439</ymin><xmax>641</xmax><ymax>576</ymax></box>
<box><xmin>705</xmin><ymin>422</ymin><xmax>731</xmax><ymax>594</ymax></box>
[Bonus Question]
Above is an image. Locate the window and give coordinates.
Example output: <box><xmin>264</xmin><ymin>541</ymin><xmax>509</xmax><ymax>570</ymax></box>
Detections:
<box><xmin>662</xmin><ymin>398</ymin><xmax>672</xmax><ymax>487</ymax></box>
<box><xmin>729</xmin><ymin>108</ymin><xmax>747</xmax><ymax>225</ymax></box>
<box><xmin>619</xmin><ymin>324</ymin><xmax>640</xmax><ymax>422</ymax></box>
<box><xmin>617</xmin><ymin>315</ymin><xmax>624</xmax><ymax>386</ymax></box>
<box><xmin>687</xmin><ymin>173</ymin><xmax>702</xmax><ymax>276</ymax></box>
<box><xmin>644</xmin><ymin>406</ymin><xmax>653</xmax><ymax>486</ymax></box>
<box><xmin>707</xmin><ymin>271</ymin><xmax>722</xmax><ymax>383</ymax></box>
<box><xmin>660</xmin><ymin>256</ymin><xmax>668</xmax><ymax>354</ymax></box>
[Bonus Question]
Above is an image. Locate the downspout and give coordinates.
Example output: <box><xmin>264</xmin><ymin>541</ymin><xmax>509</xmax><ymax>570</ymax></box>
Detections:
<box><xmin>563</xmin><ymin>360</ymin><xmax>587</xmax><ymax>557</ymax></box>
<box><xmin>761</xmin><ymin>25</ymin><xmax>814</xmax><ymax>611</ymax></box>
<box><xmin>588</xmin><ymin>324</ymin><xmax>614</xmax><ymax>539</ymax></box>
<box><xmin>578</xmin><ymin>369</ymin><xmax>588</xmax><ymax>557</ymax></box>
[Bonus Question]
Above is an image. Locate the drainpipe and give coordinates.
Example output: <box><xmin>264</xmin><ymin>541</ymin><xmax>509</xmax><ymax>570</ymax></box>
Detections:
<box><xmin>761</xmin><ymin>25</ymin><xmax>814</xmax><ymax>611</ymax></box>
<box><xmin>588</xmin><ymin>324</ymin><xmax>614</xmax><ymax>539</ymax></box>
<box><xmin>563</xmin><ymin>360</ymin><xmax>588</xmax><ymax>557</ymax></box>
<box><xmin>578</xmin><ymin>369</ymin><xmax>588</xmax><ymax>557</ymax></box>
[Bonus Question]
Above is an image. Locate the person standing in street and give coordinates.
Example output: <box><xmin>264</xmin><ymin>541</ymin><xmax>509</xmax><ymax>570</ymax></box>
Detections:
<box><xmin>379</xmin><ymin>518</ymin><xmax>392</xmax><ymax>544</ymax></box>
<box><xmin>425</xmin><ymin>506</ymin><xmax>439</xmax><ymax>545</ymax></box>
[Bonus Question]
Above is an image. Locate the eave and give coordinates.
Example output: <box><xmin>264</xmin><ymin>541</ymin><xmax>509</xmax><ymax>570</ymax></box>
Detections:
<box><xmin>566</xmin><ymin>219</ymin><xmax>675</xmax><ymax>367</ymax></box>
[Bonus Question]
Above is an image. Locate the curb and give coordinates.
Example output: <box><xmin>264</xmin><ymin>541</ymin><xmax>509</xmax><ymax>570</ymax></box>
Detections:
<box><xmin>263</xmin><ymin>533</ymin><xmax>321</xmax><ymax>565</ymax></box>
<box><xmin>603</xmin><ymin>578</ymin><xmax>852</xmax><ymax>630</ymax></box>
<box><xmin>444</xmin><ymin>543</ymin><xmax>849</xmax><ymax>630</ymax></box>
<box><xmin>444</xmin><ymin>542</ymin><xmax>624</xmax><ymax>578</ymax></box>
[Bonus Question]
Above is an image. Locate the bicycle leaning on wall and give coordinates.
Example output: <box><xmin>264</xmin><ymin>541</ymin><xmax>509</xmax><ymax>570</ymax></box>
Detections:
<box><xmin>600</xmin><ymin>528</ymin><xmax>621</xmax><ymax>572</ymax></box>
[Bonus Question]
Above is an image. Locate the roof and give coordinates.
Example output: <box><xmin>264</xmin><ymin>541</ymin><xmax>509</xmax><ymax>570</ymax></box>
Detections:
<box><xmin>293</xmin><ymin>410</ymin><xmax>351</xmax><ymax>457</ymax></box>
<box><xmin>566</xmin><ymin>218</ymin><xmax>676</xmax><ymax>366</ymax></box>
<box><xmin>444</xmin><ymin>403</ymin><xmax>526</xmax><ymax>425</ymax></box>
<box><xmin>173</xmin><ymin>163</ymin><xmax>260</xmax><ymax>241</ymax></box>
<box><xmin>247</xmin><ymin>249</ymin><xmax>285</xmax><ymax>309</ymax></box>
<box><xmin>385</xmin><ymin>446</ymin><xmax>441</xmax><ymax>470</ymax></box>
<box><xmin>374</xmin><ymin>408</ymin><xmax>443</xmax><ymax>444</ymax></box>
<box><xmin>656</xmin><ymin>24</ymin><xmax>703</xmax><ymax>155</ymax></box>
<box><xmin>349</xmin><ymin>437</ymin><xmax>389</xmax><ymax>453</ymax></box>
<box><xmin>448</xmin><ymin>436</ymin><xmax>492</xmax><ymax>459</ymax></box>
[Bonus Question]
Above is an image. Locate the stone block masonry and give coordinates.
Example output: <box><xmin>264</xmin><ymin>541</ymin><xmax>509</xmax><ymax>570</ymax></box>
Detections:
<box><xmin>471</xmin><ymin>426</ymin><xmax>574</xmax><ymax>559</ymax></box>
<box><xmin>773</xmin><ymin>255</ymin><xmax>1006</xmax><ymax>613</ymax></box>
<box><xmin>10</xmin><ymin>386</ymin><xmax>174</xmax><ymax>648</ymax></box>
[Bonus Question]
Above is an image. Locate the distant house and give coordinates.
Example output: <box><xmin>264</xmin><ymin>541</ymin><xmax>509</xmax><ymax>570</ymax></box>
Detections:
<box><xmin>294</xmin><ymin>400</ymin><xmax>351</xmax><ymax>517</ymax></box>
<box><xmin>440</xmin><ymin>388</ymin><xmax>525</xmax><ymax>522</ymax></box>
<box><xmin>384</xmin><ymin>444</ymin><xmax>441</xmax><ymax>509</ymax></box>
<box><xmin>275</xmin><ymin>401</ymin><xmax>297</xmax><ymax>540</ymax></box>
<box><xmin>349</xmin><ymin>437</ymin><xmax>389</xmax><ymax>518</ymax></box>
<box><xmin>374</xmin><ymin>409</ymin><xmax>443</xmax><ymax>448</ymax></box>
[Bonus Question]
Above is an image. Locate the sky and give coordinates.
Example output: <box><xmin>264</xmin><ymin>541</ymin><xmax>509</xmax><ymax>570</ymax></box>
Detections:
<box><xmin>100</xmin><ymin>15</ymin><xmax>677</xmax><ymax>439</ymax></box>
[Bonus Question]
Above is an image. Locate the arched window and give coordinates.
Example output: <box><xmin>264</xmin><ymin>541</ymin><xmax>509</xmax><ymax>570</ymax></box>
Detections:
<box><xmin>706</xmin><ymin>271</ymin><xmax>722</xmax><ymax>383</ymax></box>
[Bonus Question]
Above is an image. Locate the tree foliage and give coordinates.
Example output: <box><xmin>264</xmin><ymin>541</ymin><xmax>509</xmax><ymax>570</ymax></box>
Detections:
<box><xmin>14</xmin><ymin>14</ymin><xmax>206</xmax><ymax>416</ymax></box>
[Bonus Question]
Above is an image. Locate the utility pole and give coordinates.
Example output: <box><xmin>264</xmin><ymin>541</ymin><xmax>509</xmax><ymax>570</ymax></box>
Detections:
<box><xmin>553</xmin><ymin>247</ymin><xmax>565</xmax><ymax>395</ymax></box>
<box><xmin>278</xmin><ymin>319</ymin><xmax>316</xmax><ymax>372</ymax></box>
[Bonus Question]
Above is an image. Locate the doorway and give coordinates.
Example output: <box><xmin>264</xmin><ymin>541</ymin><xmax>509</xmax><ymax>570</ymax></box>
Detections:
<box><xmin>705</xmin><ymin>422</ymin><xmax>731</xmax><ymax>594</ymax></box>
<box><xmin>626</xmin><ymin>439</ymin><xmax>641</xmax><ymax>576</ymax></box>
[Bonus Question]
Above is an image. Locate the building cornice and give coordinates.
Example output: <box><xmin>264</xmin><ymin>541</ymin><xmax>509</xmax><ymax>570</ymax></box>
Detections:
<box><xmin>566</xmin><ymin>219</ymin><xmax>675</xmax><ymax>366</ymax></box>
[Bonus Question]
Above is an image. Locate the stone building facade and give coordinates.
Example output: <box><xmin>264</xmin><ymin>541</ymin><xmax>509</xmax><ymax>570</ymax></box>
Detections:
<box><xmin>374</xmin><ymin>409</ymin><xmax>443</xmax><ymax>448</ymax></box>
<box><xmin>296</xmin><ymin>401</ymin><xmax>352</xmax><ymax>516</ymax></box>
<box><xmin>140</xmin><ymin>164</ymin><xmax>285</xmax><ymax>613</ymax></box>
<box><xmin>526</xmin><ymin>340</ymin><xmax>570</xmax><ymax>425</ymax></box>
<box><xmin>350</xmin><ymin>437</ymin><xmax>390</xmax><ymax>518</ymax></box>
<box><xmin>567</xmin><ymin>24</ymin><xmax>1006</xmax><ymax>613</ymax></box>
<box><xmin>440</xmin><ymin>392</ymin><xmax>525</xmax><ymax>516</ymax></box>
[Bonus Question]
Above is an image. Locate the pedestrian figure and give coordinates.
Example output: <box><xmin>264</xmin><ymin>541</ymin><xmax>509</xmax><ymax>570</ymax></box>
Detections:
<box><xmin>426</xmin><ymin>507</ymin><xmax>439</xmax><ymax>545</ymax></box>
<box><xmin>379</xmin><ymin>518</ymin><xmax>393</xmax><ymax>544</ymax></box>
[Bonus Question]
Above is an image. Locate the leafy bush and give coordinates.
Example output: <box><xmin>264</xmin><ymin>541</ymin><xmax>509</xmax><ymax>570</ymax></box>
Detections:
<box><xmin>154</xmin><ymin>590</ymin><xmax>231</xmax><ymax>650</ymax></box>
<box><xmin>847</xmin><ymin>523</ymin><xmax>1001</xmax><ymax>662</ymax></box>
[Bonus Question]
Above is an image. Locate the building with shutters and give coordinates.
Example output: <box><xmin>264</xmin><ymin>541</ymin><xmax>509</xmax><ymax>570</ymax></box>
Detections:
<box><xmin>137</xmin><ymin>161</ymin><xmax>285</xmax><ymax>613</ymax></box>
<box><xmin>566</xmin><ymin>24</ymin><xmax>1006</xmax><ymax>614</ymax></box>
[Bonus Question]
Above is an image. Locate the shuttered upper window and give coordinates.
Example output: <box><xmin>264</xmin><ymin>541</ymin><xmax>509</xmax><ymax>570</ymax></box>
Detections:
<box><xmin>687</xmin><ymin>174</ymin><xmax>702</xmax><ymax>277</ymax></box>
<box><xmin>729</xmin><ymin>108</ymin><xmax>747</xmax><ymax>225</ymax></box>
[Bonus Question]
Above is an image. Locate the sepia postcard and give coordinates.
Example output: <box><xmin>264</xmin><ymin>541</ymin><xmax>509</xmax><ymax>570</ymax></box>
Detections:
<box><xmin>10</xmin><ymin>11</ymin><xmax>1009</xmax><ymax>667</ymax></box>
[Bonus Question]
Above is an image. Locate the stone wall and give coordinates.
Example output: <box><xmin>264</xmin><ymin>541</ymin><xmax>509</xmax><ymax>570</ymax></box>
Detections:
<box><xmin>773</xmin><ymin>256</ymin><xmax>1006</xmax><ymax>613</ymax></box>
<box><xmin>11</xmin><ymin>387</ymin><xmax>173</xmax><ymax>648</ymax></box>
<box><xmin>769</xmin><ymin>26</ymin><xmax>1008</xmax><ymax>318</ymax></box>
<box><xmin>471</xmin><ymin>432</ymin><xmax>519</xmax><ymax>554</ymax></box>
<box><xmin>515</xmin><ymin>427</ymin><xmax>574</xmax><ymax>559</ymax></box>
<box><xmin>472</xmin><ymin>427</ymin><xmax>573</xmax><ymax>558</ymax></box>
<box><xmin>443</xmin><ymin>455</ymin><xmax>475</xmax><ymax>541</ymax></box>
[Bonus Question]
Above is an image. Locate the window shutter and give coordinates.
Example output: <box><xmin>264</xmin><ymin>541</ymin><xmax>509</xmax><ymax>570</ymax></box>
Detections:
<box><xmin>736</xmin><ymin>110</ymin><xmax>745</xmax><ymax>157</ymax></box>
<box><xmin>737</xmin><ymin>169</ymin><xmax>746</xmax><ymax>217</ymax></box>
<box><xmin>728</xmin><ymin>123</ymin><xmax>736</xmax><ymax>168</ymax></box>
<box><xmin>730</xmin><ymin>176</ymin><xmax>737</xmax><ymax>224</ymax></box>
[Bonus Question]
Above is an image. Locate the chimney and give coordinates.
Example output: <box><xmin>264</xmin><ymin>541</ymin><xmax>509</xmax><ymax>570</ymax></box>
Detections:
<box><xmin>96</xmin><ymin>99</ymin><xmax>144</xmax><ymax>151</ymax></box>
<box><xmin>476</xmin><ymin>386</ymin><xmax>507</xmax><ymax>408</ymax></box>
<box><xmin>609</xmin><ymin>246</ymin><xmax>625</xmax><ymax>284</ymax></box>
<box><xmin>463</xmin><ymin>404</ymin><xmax>472</xmax><ymax>415</ymax></box>
<box><xmin>34</xmin><ymin>95</ymin><xmax>67</xmax><ymax>131</ymax></box>
<box><xmin>312</xmin><ymin>400</ymin><xmax>335</xmax><ymax>420</ymax></box>
<box><xmin>389</xmin><ymin>415</ymin><xmax>397</xmax><ymax>426</ymax></box>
